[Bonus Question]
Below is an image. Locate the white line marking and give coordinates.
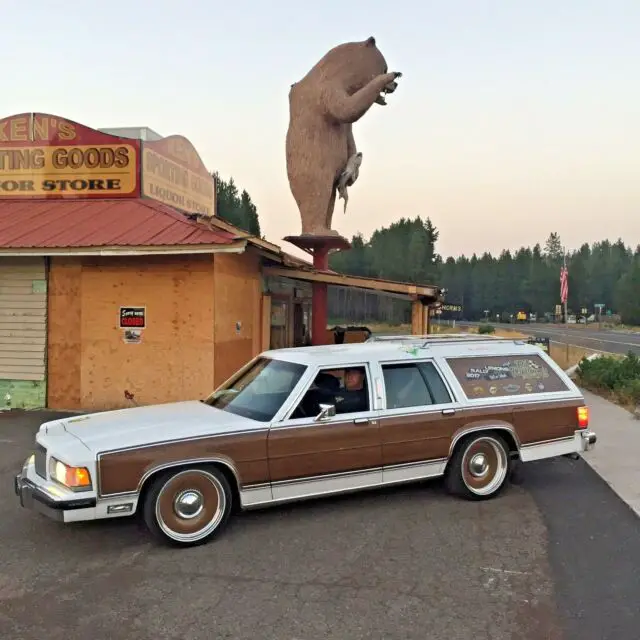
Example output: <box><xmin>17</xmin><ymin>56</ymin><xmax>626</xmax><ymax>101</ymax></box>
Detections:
<box><xmin>481</xmin><ymin>567</ymin><xmax>529</xmax><ymax>575</ymax></box>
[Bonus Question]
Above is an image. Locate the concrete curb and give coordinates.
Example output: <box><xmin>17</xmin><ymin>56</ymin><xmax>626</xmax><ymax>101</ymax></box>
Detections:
<box><xmin>564</xmin><ymin>352</ymin><xmax>604</xmax><ymax>378</ymax></box>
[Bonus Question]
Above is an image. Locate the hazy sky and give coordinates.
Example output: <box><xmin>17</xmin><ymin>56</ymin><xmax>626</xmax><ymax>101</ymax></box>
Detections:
<box><xmin>4</xmin><ymin>0</ymin><xmax>639</xmax><ymax>260</ymax></box>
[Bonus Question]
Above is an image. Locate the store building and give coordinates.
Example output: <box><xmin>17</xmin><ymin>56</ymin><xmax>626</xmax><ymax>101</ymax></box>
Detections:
<box><xmin>0</xmin><ymin>112</ymin><xmax>442</xmax><ymax>412</ymax></box>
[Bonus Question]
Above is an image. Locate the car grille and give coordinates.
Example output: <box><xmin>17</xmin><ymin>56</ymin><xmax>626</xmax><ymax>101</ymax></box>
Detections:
<box><xmin>34</xmin><ymin>444</ymin><xmax>47</xmax><ymax>479</ymax></box>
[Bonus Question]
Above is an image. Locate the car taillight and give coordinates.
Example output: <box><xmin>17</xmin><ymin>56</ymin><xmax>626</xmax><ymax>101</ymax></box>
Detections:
<box><xmin>577</xmin><ymin>405</ymin><xmax>589</xmax><ymax>429</ymax></box>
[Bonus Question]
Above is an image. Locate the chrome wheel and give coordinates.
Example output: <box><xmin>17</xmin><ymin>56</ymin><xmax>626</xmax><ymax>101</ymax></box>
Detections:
<box><xmin>155</xmin><ymin>469</ymin><xmax>227</xmax><ymax>543</ymax></box>
<box><xmin>461</xmin><ymin>436</ymin><xmax>509</xmax><ymax>497</ymax></box>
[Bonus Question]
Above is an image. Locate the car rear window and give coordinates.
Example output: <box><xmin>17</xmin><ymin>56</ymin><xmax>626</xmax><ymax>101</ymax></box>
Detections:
<box><xmin>445</xmin><ymin>354</ymin><xmax>569</xmax><ymax>399</ymax></box>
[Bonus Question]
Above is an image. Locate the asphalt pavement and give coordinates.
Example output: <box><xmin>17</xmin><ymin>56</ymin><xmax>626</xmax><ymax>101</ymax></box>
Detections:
<box><xmin>1</xmin><ymin>410</ymin><xmax>639</xmax><ymax>640</ymax></box>
<box><xmin>457</xmin><ymin>321</ymin><xmax>640</xmax><ymax>356</ymax></box>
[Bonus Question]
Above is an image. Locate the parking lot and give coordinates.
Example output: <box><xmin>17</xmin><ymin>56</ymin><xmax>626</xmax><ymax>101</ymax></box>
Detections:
<box><xmin>1</xmin><ymin>411</ymin><xmax>639</xmax><ymax>640</ymax></box>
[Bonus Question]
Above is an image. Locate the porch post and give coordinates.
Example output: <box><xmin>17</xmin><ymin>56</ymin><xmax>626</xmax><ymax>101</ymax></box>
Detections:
<box><xmin>311</xmin><ymin>247</ymin><xmax>329</xmax><ymax>345</ymax></box>
<box><xmin>411</xmin><ymin>299</ymin><xmax>425</xmax><ymax>335</ymax></box>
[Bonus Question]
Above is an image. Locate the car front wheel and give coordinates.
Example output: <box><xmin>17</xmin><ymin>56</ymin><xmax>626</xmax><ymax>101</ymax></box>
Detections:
<box><xmin>445</xmin><ymin>433</ymin><xmax>511</xmax><ymax>500</ymax></box>
<box><xmin>142</xmin><ymin>466</ymin><xmax>232</xmax><ymax>547</ymax></box>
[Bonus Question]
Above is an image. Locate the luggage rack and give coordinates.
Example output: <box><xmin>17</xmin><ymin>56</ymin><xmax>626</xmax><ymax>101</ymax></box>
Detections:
<box><xmin>367</xmin><ymin>333</ymin><xmax>524</xmax><ymax>348</ymax></box>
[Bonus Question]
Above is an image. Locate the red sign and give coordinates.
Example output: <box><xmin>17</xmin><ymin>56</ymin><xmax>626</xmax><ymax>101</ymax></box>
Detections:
<box><xmin>0</xmin><ymin>113</ymin><xmax>141</xmax><ymax>200</ymax></box>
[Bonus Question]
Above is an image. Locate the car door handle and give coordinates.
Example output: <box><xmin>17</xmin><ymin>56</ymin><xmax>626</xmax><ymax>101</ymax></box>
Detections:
<box><xmin>441</xmin><ymin>408</ymin><xmax>456</xmax><ymax>416</ymax></box>
<box><xmin>353</xmin><ymin>418</ymin><xmax>370</xmax><ymax>424</ymax></box>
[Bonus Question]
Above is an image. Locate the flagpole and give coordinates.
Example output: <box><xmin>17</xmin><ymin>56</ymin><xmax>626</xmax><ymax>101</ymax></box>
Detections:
<box><xmin>563</xmin><ymin>250</ymin><xmax>568</xmax><ymax>328</ymax></box>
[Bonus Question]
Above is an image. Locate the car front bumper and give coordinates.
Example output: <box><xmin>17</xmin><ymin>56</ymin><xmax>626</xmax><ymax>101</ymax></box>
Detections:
<box><xmin>14</xmin><ymin>462</ymin><xmax>97</xmax><ymax>523</ymax></box>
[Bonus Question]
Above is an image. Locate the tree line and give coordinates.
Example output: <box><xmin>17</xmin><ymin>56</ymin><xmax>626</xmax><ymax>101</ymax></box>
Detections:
<box><xmin>208</xmin><ymin>177</ymin><xmax>640</xmax><ymax>326</ymax></box>
<box><xmin>328</xmin><ymin>220</ymin><xmax>640</xmax><ymax>326</ymax></box>
<box><xmin>212</xmin><ymin>172</ymin><xmax>261</xmax><ymax>237</ymax></box>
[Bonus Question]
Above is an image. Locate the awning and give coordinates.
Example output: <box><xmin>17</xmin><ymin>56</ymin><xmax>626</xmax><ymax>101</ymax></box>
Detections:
<box><xmin>262</xmin><ymin>265</ymin><xmax>442</xmax><ymax>302</ymax></box>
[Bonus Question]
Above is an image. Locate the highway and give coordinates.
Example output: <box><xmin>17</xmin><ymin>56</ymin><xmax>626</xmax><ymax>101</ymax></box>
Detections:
<box><xmin>455</xmin><ymin>321</ymin><xmax>640</xmax><ymax>356</ymax></box>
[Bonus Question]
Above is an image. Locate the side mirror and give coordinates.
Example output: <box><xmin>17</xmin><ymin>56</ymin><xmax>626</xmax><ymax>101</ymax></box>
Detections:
<box><xmin>315</xmin><ymin>403</ymin><xmax>336</xmax><ymax>422</ymax></box>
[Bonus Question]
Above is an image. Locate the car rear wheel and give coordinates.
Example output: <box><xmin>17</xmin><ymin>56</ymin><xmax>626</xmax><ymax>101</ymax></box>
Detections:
<box><xmin>445</xmin><ymin>433</ymin><xmax>511</xmax><ymax>500</ymax></box>
<box><xmin>142</xmin><ymin>466</ymin><xmax>232</xmax><ymax>547</ymax></box>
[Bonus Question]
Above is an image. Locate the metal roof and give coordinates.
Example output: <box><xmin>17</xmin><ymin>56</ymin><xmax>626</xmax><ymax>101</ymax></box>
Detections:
<box><xmin>0</xmin><ymin>199</ymin><xmax>238</xmax><ymax>249</ymax></box>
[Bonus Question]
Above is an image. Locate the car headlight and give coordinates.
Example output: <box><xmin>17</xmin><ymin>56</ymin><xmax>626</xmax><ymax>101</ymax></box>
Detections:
<box><xmin>49</xmin><ymin>457</ymin><xmax>92</xmax><ymax>491</ymax></box>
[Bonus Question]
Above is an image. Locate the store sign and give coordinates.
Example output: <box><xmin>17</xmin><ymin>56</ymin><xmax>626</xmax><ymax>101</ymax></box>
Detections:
<box><xmin>0</xmin><ymin>113</ymin><xmax>140</xmax><ymax>199</ymax></box>
<box><xmin>142</xmin><ymin>135</ymin><xmax>215</xmax><ymax>216</ymax></box>
<box><xmin>119</xmin><ymin>306</ymin><xmax>146</xmax><ymax>329</ymax></box>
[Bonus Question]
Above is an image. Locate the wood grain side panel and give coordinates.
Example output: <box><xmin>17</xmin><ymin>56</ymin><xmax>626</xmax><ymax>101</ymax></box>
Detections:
<box><xmin>380</xmin><ymin>405</ymin><xmax>515</xmax><ymax>465</ymax></box>
<box><xmin>267</xmin><ymin>422</ymin><xmax>381</xmax><ymax>482</ymax></box>
<box><xmin>98</xmin><ymin>431</ymin><xmax>269</xmax><ymax>495</ymax></box>
<box><xmin>512</xmin><ymin>399</ymin><xmax>582</xmax><ymax>444</ymax></box>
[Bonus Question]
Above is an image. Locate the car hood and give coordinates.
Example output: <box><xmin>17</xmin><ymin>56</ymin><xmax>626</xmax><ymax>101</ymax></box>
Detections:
<box><xmin>41</xmin><ymin>400</ymin><xmax>259</xmax><ymax>454</ymax></box>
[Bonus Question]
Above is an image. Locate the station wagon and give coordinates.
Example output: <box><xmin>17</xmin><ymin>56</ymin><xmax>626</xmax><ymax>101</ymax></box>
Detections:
<box><xmin>14</xmin><ymin>334</ymin><xmax>597</xmax><ymax>547</ymax></box>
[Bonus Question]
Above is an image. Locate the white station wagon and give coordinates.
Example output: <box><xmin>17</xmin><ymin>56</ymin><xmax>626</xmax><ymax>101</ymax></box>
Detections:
<box><xmin>15</xmin><ymin>334</ymin><xmax>597</xmax><ymax>547</ymax></box>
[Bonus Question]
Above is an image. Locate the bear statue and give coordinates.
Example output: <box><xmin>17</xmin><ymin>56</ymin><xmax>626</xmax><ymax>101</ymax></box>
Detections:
<box><xmin>285</xmin><ymin>36</ymin><xmax>402</xmax><ymax>239</ymax></box>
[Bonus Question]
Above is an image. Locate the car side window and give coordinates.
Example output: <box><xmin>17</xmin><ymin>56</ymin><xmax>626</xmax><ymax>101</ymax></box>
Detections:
<box><xmin>289</xmin><ymin>365</ymin><xmax>370</xmax><ymax>419</ymax></box>
<box><xmin>382</xmin><ymin>362</ymin><xmax>452</xmax><ymax>410</ymax></box>
<box><xmin>418</xmin><ymin>362</ymin><xmax>452</xmax><ymax>404</ymax></box>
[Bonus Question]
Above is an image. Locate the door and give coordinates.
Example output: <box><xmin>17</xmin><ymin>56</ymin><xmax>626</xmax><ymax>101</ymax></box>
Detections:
<box><xmin>269</xmin><ymin>298</ymin><xmax>289</xmax><ymax>349</ymax></box>
<box><xmin>377</xmin><ymin>359</ymin><xmax>461</xmax><ymax>483</ymax></box>
<box><xmin>293</xmin><ymin>302</ymin><xmax>305</xmax><ymax>347</ymax></box>
<box><xmin>268</xmin><ymin>363</ymin><xmax>382</xmax><ymax>500</ymax></box>
<box><xmin>0</xmin><ymin>257</ymin><xmax>47</xmax><ymax>410</ymax></box>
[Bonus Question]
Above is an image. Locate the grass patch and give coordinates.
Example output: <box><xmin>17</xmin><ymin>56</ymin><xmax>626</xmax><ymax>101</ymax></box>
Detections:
<box><xmin>548</xmin><ymin>343</ymin><xmax>605</xmax><ymax>371</ymax></box>
<box><xmin>576</xmin><ymin>352</ymin><xmax>640</xmax><ymax>412</ymax></box>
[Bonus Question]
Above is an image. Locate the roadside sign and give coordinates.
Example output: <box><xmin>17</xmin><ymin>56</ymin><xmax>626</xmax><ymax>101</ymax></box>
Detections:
<box><xmin>527</xmin><ymin>337</ymin><xmax>550</xmax><ymax>353</ymax></box>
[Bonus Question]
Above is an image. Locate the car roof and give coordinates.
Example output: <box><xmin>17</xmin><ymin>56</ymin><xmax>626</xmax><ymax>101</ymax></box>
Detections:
<box><xmin>261</xmin><ymin>335</ymin><xmax>547</xmax><ymax>367</ymax></box>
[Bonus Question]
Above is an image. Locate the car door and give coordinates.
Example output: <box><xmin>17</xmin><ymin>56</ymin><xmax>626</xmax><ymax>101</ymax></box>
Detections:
<box><xmin>267</xmin><ymin>362</ymin><xmax>382</xmax><ymax>501</ymax></box>
<box><xmin>376</xmin><ymin>358</ymin><xmax>463</xmax><ymax>483</ymax></box>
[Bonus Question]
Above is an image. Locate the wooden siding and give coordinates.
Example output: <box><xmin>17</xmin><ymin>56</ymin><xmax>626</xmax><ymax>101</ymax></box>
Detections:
<box><xmin>0</xmin><ymin>257</ymin><xmax>47</xmax><ymax>382</ymax></box>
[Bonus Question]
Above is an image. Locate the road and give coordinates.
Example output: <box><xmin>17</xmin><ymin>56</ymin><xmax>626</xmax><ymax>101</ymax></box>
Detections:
<box><xmin>456</xmin><ymin>321</ymin><xmax>640</xmax><ymax>356</ymax></box>
<box><xmin>1</xmin><ymin>411</ymin><xmax>639</xmax><ymax>640</ymax></box>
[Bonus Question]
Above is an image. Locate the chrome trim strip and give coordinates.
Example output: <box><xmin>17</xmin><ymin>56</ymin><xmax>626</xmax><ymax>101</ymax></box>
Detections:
<box><xmin>269</xmin><ymin>413</ymin><xmax>380</xmax><ymax>432</ymax></box>
<box><xmin>270</xmin><ymin>466</ymin><xmax>377</xmax><ymax>487</ymax></box>
<box><xmin>383</xmin><ymin>457</ymin><xmax>448</xmax><ymax>470</ymax></box>
<box><xmin>382</xmin><ymin>459</ymin><xmax>447</xmax><ymax>483</ymax></box>
<box><xmin>520</xmin><ymin>435</ymin><xmax>574</xmax><ymax>448</ymax></box>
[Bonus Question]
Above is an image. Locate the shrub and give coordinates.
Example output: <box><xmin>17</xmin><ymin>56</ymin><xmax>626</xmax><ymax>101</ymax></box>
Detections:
<box><xmin>576</xmin><ymin>351</ymin><xmax>640</xmax><ymax>406</ymax></box>
<box><xmin>478</xmin><ymin>324</ymin><xmax>495</xmax><ymax>335</ymax></box>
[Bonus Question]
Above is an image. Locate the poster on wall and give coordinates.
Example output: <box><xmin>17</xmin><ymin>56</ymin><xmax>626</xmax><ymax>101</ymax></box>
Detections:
<box><xmin>119</xmin><ymin>306</ymin><xmax>146</xmax><ymax>344</ymax></box>
<box><xmin>119</xmin><ymin>307</ymin><xmax>146</xmax><ymax>329</ymax></box>
<box><xmin>122</xmin><ymin>329</ymin><xmax>142</xmax><ymax>344</ymax></box>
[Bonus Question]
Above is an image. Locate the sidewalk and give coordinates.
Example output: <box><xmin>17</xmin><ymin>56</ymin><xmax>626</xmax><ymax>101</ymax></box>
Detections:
<box><xmin>581</xmin><ymin>388</ymin><xmax>640</xmax><ymax>517</ymax></box>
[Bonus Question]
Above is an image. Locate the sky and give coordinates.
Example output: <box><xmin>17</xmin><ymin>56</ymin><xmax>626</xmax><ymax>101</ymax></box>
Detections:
<box><xmin>4</xmin><ymin>0</ymin><xmax>639</xmax><ymax>260</ymax></box>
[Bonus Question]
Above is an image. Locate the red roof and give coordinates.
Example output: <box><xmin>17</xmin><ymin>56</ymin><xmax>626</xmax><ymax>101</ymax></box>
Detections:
<box><xmin>0</xmin><ymin>199</ymin><xmax>238</xmax><ymax>249</ymax></box>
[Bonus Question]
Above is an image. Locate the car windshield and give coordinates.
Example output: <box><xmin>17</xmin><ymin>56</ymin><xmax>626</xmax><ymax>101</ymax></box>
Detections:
<box><xmin>204</xmin><ymin>357</ymin><xmax>307</xmax><ymax>422</ymax></box>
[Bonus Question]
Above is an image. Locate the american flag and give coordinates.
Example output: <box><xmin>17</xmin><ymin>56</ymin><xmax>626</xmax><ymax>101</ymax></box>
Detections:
<box><xmin>560</xmin><ymin>264</ymin><xmax>568</xmax><ymax>304</ymax></box>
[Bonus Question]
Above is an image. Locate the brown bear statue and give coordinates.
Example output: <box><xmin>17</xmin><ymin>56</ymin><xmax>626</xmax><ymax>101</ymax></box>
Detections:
<box><xmin>285</xmin><ymin>36</ymin><xmax>402</xmax><ymax>238</ymax></box>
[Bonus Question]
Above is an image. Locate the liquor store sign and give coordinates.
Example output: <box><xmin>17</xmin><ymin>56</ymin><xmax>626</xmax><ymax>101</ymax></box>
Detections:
<box><xmin>142</xmin><ymin>135</ymin><xmax>215</xmax><ymax>216</ymax></box>
<box><xmin>0</xmin><ymin>113</ymin><xmax>140</xmax><ymax>199</ymax></box>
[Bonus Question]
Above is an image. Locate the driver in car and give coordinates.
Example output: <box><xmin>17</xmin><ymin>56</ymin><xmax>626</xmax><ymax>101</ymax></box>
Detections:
<box><xmin>335</xmin><ymin>367</ymin><xmax>368</xmax><ymax>414</ymax></box>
